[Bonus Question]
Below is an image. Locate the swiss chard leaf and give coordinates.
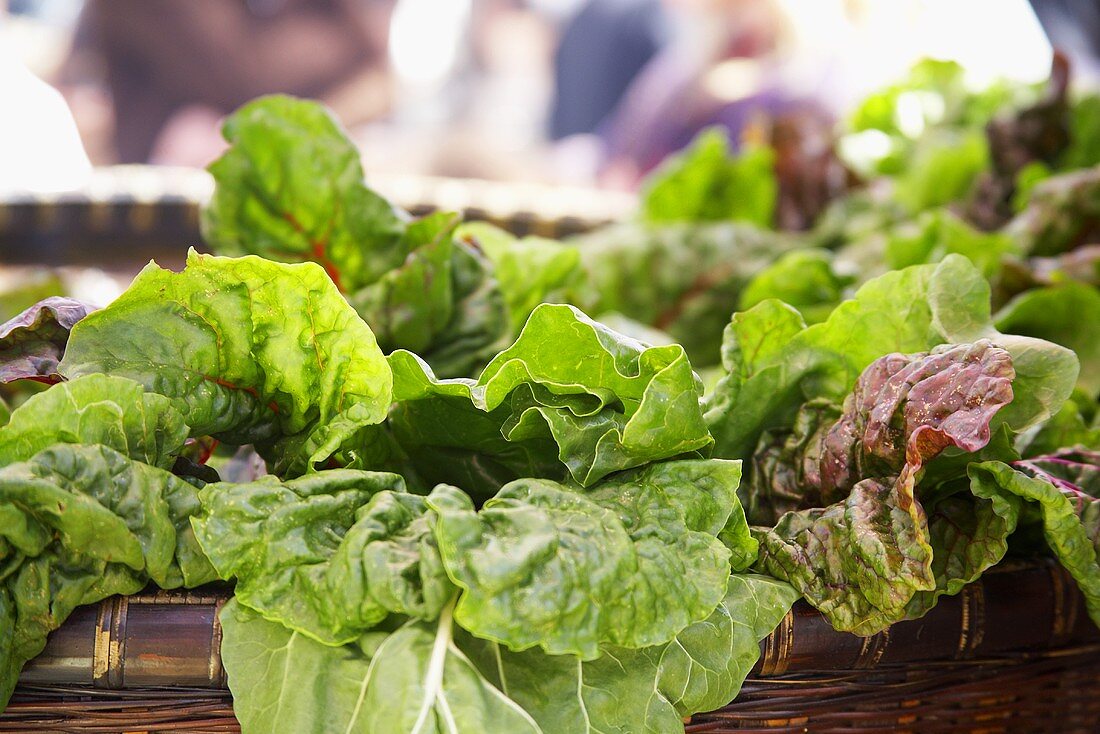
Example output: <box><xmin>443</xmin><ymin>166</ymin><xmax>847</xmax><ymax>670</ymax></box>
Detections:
<box><xmin>970</xmin><ymin>454</ymin><xmax>1100</xmax><ymax>626</ymax></box>
<box><xmin>202</xmin><ymin>95</ymin><xmax>406</xmax><ymax>293</ymax></box>
<box><xmin>202</xmin><ymin>95</ymin><xmax>512</xmax><ymax>379</ymax></box>
<box><xmin>460</xmin><ymin>574</ymin><xmax>799</xmax><ymax>733</ymax></box>
<box><xmin>566</xmin><ymin>221</ymin><xmax>798</xmax><ymax>366</ymax></box>
<box><xmin>389</xmin><ymin>304</ymin><xmax>712</xmax><ymax>491</ymax></box>
<box><xmin>58</xmin><ymin>251</ymin><xmax>392</xmax><ymax>476</ymax></box>
<box><xmin>995</xmin><ymin>281</ymin><xmax>1100</xmax><ymax>396</ymax></box>
<box><xmin>706</xmin><ymin>255</ymin><xmax>1077</xmax><ymax>461</ymax></box>
<box><xmin>456</xmin><ymin>222</ymin><xmax>580</xmax><ymax>335</ymax></box>
<box><xmin>0</xmin><ymin>444</ymin><xmax>216</xmax><ymax>708</ymax></box>
<box><xmin>220</xmin><ymin>574</ymin><xmax>799</xmax><ymax>734</ymax></box>
<box><xmin>191</xmin><ymin>470</ymin><xmax>453</xmax><ymax>646</ymax></box>
<box><xmin>426</xmin><ymin>459</ymin><xmax>744</xmax><ymax>659</ymax></box>
<box><xmin>0</xmin><ymin>297</ymin><xmax>95</xmax><ymax>385</ymax></box>
<box><xmin>0</xmin><ymin>375</ymin><xmax>188</xmax><ymax>470</ymax></box>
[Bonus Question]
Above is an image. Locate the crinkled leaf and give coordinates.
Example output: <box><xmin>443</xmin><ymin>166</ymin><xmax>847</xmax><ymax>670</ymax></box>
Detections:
<box><xmin>903</xmin><ymin>489</ymin><xmax>1015</xmax><ymax>619</ymax></box>
<box><xmin>0</xmin><ymin>375</ymin><xmax>188</xmax><ymax>470</ymax></box>
<box><xmin>220</xmin><ymin>599</ymin><xmax>542</xmax><ymax>734</ymax></box>
<box><xmin>202</xmin><ymin>95</ymin><xmax>406</xmax><ymax>293</ymax></box>
<box><xmin>222</xmin><ymin>574</ymin><xmax>798</xmax><ymax>734</ymax></box>
<box><xmin>0</xmin><ymin>444</ymin><xmax>215</xmax><ymax>708</ymax></box>
<box><xmin>192</xmin><ymin>470</ymin><xmax>454</xmax><ymax>645</ymax></box>
<box><xmin>0</xmin><ymin>297</ymin><xmax>95</xmax><ymax>385</ymax></box>
<box><xmin>461</xmin><ymin>574</ymin><xmax>799</xmax><ymax>733</ymax></box>
<box><xmin>58</xmin><ymin>251</ymin><xmax>392</xmax><ymax>476</ymax></box>
<box><xmin>390</xmin><ymin>304</ymin><xmax>712</xmax><ymax>491</ymax></box>
<box><xmin>641</xmin><ymin>128</ymin><xmax>778</xmax><ymax>227</ymax></box>
<box><xmin>202</xmin><ymin>96</ymin><xmax>510</xmax><ymax>379</ymax></box>
<box><xmin>427</xmin><ymin>459</ymin><xmax>742</xmax><ymax>659</ymax></box>
<box><xmin>752</xmin><ymin>477</ymin><xmax>934</xmax><ymax>635</ymax></box>
<box><xmin>707</xmin><ymin>255</ymin><xmax>1076</xmax><ymax>461</ymax></box>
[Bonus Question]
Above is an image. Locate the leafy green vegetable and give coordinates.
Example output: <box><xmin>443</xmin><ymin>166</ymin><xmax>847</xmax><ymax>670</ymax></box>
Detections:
<box><xmin>885</xmin><ymin>209</ymin><xmax>1019</xmax><ymax>278</ymax></box>
<box><xmin>739</xmin><ymin>249</ymin><xmax>852</xmax><ymax>324</ymax></box>
<box><xmin>455</xmin><ymin>222</ymin><xmax>580</xmax><ymax>335</ymax></box>
<box><xmin>567</xmin><ymin>221</ymin><xmax>798</xmax><ymax>365</ymax></box>
<box><xmin>706</xmin><ymin>255</ymin><xmax>1077</xmax><ymax>462</ymax></box>
<box><xmin>192</xmin><ymin>470</ymin><xmax>452</xmax><ymax>646</ymax></box>
<box><xmin>0</xmin><ymin>375</ymin><xmax>188</xmax><ymax>470</ymax></box>
<box><xmin>1</xmin><ymin>444</ymin><xmax>216</xmax><ymax>708</ymax></box>
<box><xmin>970</xmin><ymin>455</ymin><xmax>1100</xmax><ymax>625</ymax></box>
<box><xmin>995</xmin><ymin>281</ymin><xmax>1100</xmax><ymax>395</ymax></box>
<box><xmin>750</xmin><ymin>340</ymin><xmax>1017</xmax><ymax>633</ymax></box>
<box><xmin>58</xmin><ymin>250</ymin><xmax>392</xmax><ymax>476</ymax></box>
<box><xmin>0</xmin><ymin>297</ymin><xmax>95</xmax><ymax>385</ymax></box>
<box><xmin>427</xmin><ymin>459</ymin><xmax>746</xmax><ymax>659</ymax></box>
<box><xmin>202</xmin><ymin>95</ymin><xmax>511</xmax><ymax>378</ymax></box>
<box><xmin>641</xmin><ymin>128</ymin><xmax>777</xmax><ymax>227</ymax></box>
<box><xmin>389</xmin><ymin>303</ymin><xmax>712</xmax><ymax>492</ymax></box>
<box><xmin>220</xmin><ymin>574</ymin><xmax>798</xmax><ymax>734</ymax></box>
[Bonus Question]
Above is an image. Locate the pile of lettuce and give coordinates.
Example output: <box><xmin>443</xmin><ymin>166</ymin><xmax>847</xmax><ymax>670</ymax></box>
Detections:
<box><xmin>0</xmin><ymin>69</ymin><xmax>1098</xmax><ymax>734</ymax></box>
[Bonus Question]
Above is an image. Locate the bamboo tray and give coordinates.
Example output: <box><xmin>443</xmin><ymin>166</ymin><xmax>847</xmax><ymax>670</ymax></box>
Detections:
<box><xmin>4</xmin><ymin>560</ymin><xmax>1097</xmax><ymax>733</ymax></box>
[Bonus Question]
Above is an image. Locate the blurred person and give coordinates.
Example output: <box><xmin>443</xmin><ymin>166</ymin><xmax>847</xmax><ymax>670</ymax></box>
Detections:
<box><xmin>62</xmin><ymin>0</ymin><xmax>394</xmax><ymax>165</ymax></box>
<box><xmin>548</xmin><ymin>0</ymin><xmax>670</xmax><ymax>139</ymax></box>
<box><xmin>597</xmin><ymin>0</ymin><xmax>835</xmax><ymax>185</ymax></box>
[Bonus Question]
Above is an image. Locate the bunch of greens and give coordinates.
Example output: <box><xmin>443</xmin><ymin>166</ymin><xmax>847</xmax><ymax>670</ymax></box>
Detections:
<box><xmin>3</xmin><ymin>66</ymin><xmax>1100</xmax><ymax>732</ymax></box>
<box><xmin>0</xmin><ymin>247</ymin><xmax>797</xmax><ymax>732</ymax></box>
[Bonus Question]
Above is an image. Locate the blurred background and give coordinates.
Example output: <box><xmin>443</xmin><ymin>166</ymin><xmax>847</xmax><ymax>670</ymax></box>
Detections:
<box><xmin>1</xmin><ymin>0</ymin><xmax>1092</xmax><ymax>193</ymax></box>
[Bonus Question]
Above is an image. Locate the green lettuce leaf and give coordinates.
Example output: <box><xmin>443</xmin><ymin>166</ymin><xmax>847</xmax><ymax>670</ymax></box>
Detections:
<box><xmin>58</xmin><ymin>250</ymin><xmax>392</xmax><ymax>476</ymax></box>
<box><xmin>0</xmin><ymin>375</ymin><xmax>188</xmax><ymax>470</ymax></box>
<box><xmin>641</xmin><ymin>128</ymin><xmax>778</xmax><ymax>227</ymax></box>
<box><xmin>1</xmin><ymin>444</ymin><xmax>216</xmax><ymax>708</ymax></box>
<box><xmin>427</xmin><ymin>459</ymin><xmax>744</xmax><ymax>659</ymax></box>
<box><xmin>220</xmin><ymin>598</ymin><xmax>542</xmax><ymax>734</ymax></box>
<box><xmin>220</xmin><ymin>574</ymin><xmax>799</xmax><ymax>734</ymax></box>
<box><xmin>388</xmin><ymin>303</ymin><xmax>712</xmax><ymax>491</ymax></box>
<box><xmin>202</xmin><ymin>95</ymin><xmax>511</xmax><ymax>378</ymax></box>
<box><xmin>970</xmin><ymin>455</ymin><xmax>1100</xmax><ymax>625</ymax></box>
<box><xmin>202</xmin><ymin>95</ymin><xmax>406</xmax><ymax>293</ymax></box>
<box><xmin>191</xmin><ymin>470</ymin><xmax>454</xmax><ymax>645</ymax></box>
<box><xmin>739</xmin><ymin>249</ymin><xmax>852</xmax><ymax>325</ymax></box>
<box><xmin>459</xmin><ymin>574</ymin><xmax>799</xmax><ymax>733</ymax></box>
<box><xmin>706</xmin><ymin>255</ymin><xmax>1077</xmax><ymax>461</ymax></box>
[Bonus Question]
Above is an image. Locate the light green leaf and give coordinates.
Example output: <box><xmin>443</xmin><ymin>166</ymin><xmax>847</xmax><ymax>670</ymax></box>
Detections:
<box><xmin>59</xmin><ymin>250</ymin><xmax>392</xmax><ymax>476</ymax></box>
<box><xmin>192</xmin><ymin>470</ymin><xmax>454</xmax><ymax>646</ymax></box>
<box><xmin>390</xmin><ymin>304</ymin><xmax>712</xmax><ymax>491</ymax></box>
<box><xmin>0</xmin><ymin>375</ymin><xmax>188</xmax><ymax>470</ymax></box>
<box><xmin>221</xmin><ymin>598</ymin><xmax>542</xmax><ymax>734</ymax></box>
<box><xmin>427</xmin><ymin>460</ymin><xmax>742</xmax><ymax>659</ymax></box>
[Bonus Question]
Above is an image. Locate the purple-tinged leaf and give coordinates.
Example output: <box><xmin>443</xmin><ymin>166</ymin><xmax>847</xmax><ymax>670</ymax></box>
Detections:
<box><xmin>0</xmin><ymin>297</ymin><xmax>96</xmax><ymax>385</ymax></box>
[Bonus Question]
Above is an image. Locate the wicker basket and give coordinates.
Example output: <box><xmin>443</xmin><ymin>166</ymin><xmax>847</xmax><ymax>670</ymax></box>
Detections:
<box><xmin>4</xmin><ymin>560</ymin><xmax>1097</xmax><ymax>733</ymax></box>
